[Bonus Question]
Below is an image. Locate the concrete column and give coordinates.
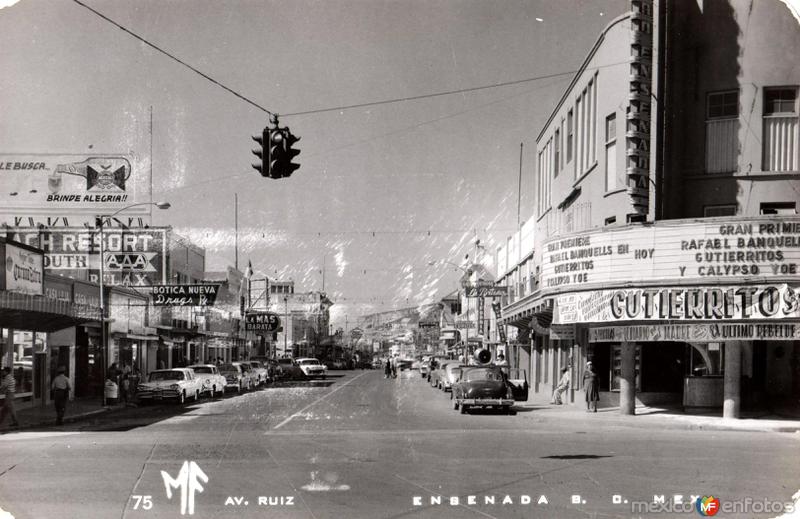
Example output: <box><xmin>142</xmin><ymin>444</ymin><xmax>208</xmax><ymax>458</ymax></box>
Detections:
<box><xmin>723</xmin><ymin>341</ymin><xmax>742</xmax><ymax>419</ymax></box>
<box><xmin>532</xmin><ymin>340</ymin><xmax>539</xmax><ymax>393</ymax></box>
<box><xmin>619</xmin><ymin>342</ymin><xmax>636</xmax><ymax>415</ymax></box>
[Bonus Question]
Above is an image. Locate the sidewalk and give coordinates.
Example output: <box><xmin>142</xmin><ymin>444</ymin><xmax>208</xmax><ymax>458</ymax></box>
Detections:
<box><xmin>0</xmin><ymin>396</ymin><xmax>128</xmax><ymax>432</ymax></box>
<box><xmin>518</xmin><ymin>389</ymin><xmax>800</xmax><ymax>434</ymax></box>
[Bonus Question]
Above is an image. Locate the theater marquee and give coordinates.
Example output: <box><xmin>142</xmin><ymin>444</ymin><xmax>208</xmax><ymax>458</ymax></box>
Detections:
<box><xmin>540</xmin><ymin>217</ymin><xmax>800</xmax><ymax>294</ymax></box>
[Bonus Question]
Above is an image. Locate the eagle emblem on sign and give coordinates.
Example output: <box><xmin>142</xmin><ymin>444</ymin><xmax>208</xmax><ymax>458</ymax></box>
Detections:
<box><xmin>86</xmin><ymin>163</ymin><xmax>128</xmax><ymax>191</ymax></box>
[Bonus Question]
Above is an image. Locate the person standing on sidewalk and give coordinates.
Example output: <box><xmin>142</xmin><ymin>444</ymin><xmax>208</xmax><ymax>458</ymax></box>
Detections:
<box><xmin>551</xmin><ymin>367</ymin><xmax>571</xmax><ymax>405</ymax></box>
<box><xmin>0</xmin><ymin>366</ymin><xmax>19</xmax><ymax>428</ymax></box>
<box><xmin>51</xmin><ymin>366</ymin><xmax>71</xmax><ymax>425</ymax></box>
<box><xmin>583</xmin><ymin>361</ymin><xmax>599</xmax><ymax>412</ymax></box>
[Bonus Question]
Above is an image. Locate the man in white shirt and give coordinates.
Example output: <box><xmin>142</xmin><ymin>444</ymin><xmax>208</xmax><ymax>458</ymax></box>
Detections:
<box><xmin>51</xmin><ymin>366</ymin><xmax>72</xmax><ymax>425</ymax></box>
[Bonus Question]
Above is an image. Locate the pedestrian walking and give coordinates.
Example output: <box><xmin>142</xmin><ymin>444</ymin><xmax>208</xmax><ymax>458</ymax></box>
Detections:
<box><xmin>0</xmin><ymin>366</ymin><xmax>19</xmax><ymax>428</ymax></box>
<box><xmin>583</xmin><ymin>361</ymin><xmax>599</xmax><ymax>412</ymax></box>
<box><xmin>391</xmin><ymin>357</ymin><xmax>397</xmax><ymax>378</ymax></box>
<box><xmin>384</xmin><ymin>358</ymin><xmax>391</xmax><ymax>379</ymax></box>
<box><xmin>551</xmin><ymin>367</ymin><xmax>570</xmax><ymax>405</ymax></box>
<box><xmin>51</xmin><ymin>366</ymin><xmax>72</xmax><ymax>425</ymax></box>
<box><xmin>120</xmin><ymin>373</ymin><xmax>130</xmax><ymax>405</ymax></box>
<box><xmin>104</xmin><ymin>376</ymin><xmax>119</xmax><ymax>405</ymax></box>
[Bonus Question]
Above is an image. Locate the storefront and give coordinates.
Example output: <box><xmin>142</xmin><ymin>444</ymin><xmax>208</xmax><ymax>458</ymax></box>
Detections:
<box><xmin>528</xmin><ymin>216</ymin><xmax>800</xmax><ymax>417</ymax></box>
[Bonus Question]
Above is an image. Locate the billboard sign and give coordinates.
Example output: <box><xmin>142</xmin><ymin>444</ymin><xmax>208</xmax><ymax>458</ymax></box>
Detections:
<box><xmin>540</xmin><ymin>217</ymin><xmax>800</xmax><ymax>295</ymax></box>
<box><xmin>6</xmin><ymin>227</ymin><xmax>168</xmax><ymax>287</ymax></box>
<box><xmin>0</xmin><ymin>153</ymin><xmax>151</xmax><ymax>228</ymax></box>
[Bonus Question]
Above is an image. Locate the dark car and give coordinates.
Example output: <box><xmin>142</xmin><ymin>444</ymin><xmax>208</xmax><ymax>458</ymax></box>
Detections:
<box><xmin>451</xmin><ymin>366</ymin><xmax>528</xmax><ymax>414</ymax></box>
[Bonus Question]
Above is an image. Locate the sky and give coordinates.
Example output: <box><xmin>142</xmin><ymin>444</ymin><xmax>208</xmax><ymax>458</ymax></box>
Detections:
<box><xmin>0</xmin><ymin>0</ymin><xmax>629</xmax><ymax>328</ymax></box>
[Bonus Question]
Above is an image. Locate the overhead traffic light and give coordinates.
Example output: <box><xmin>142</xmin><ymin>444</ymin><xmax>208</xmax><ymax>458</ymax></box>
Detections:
<box><xmin>251</xmin><ymin>115</ymin><xmax>302</xmax><ymax>179</ymax></box>
<box><xmin>282</xmin><ymin>130</ymin><xmax>301</xmax><ymax>177</ymax></box>
<box><xmin>251</xmin><ymin>128</ymin><xmax>268</xmax><ymax>177</ymax></box>
<box><xmin>268</xmin><ymin>128</ymin><xmax>285</xmax><ymax>179</ymax></box>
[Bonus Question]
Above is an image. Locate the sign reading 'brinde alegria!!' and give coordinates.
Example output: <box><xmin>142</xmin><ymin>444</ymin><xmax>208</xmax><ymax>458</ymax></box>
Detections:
<box><xmin>554</xmin><ymin>284</ymin><xmax>800</xmax><ymax>324</ymax></box>
<box><xmin>540</xmin><ymin>218</ymin><xmax>800</xmax><ymax>294</ymax></box>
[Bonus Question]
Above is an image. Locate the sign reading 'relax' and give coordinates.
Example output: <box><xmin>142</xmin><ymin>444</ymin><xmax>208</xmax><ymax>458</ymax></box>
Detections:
<box><xmin>540</xmin><ymin>217</ymin><xmax>800</xmax><ymax>294</ymax></box>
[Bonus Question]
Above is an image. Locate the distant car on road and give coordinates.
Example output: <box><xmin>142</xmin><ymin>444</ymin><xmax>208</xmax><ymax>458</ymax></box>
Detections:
<box><xmin>188</xmin><ymin>364</ymin><xmax>226</xmax><ymax>397</ymax></box>
<box><xmin>296</xmin><ymin>357</ymin><xmax>327</xmax><ymax>379</ymax></box>
<box><xmin>137</xmin><ymin>368</ymin><xmax>203</xmax><ymax>404</ymax></box>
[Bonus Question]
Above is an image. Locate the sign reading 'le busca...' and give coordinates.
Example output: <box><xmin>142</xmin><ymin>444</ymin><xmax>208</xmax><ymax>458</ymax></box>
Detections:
<box><xmin>152</xmin><ymin>285</ymin><xmax>220</xmax><ymax>306</ymax></box>
<box><xmin>245</xmin><ymin>312</ymin><xmax>281</xmax><ymax>332</ymax></box>
<box><xmin>540</xmin><ymin>217</ymin><xmax>800</xmax><ymax>294</ymax></box>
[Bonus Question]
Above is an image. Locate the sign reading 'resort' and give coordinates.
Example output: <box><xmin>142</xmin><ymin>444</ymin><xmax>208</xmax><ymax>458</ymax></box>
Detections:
<box><xmin>540</xmin><ymin>217</ymin><xmax>800</xmax><ymax>294</ymax></box>
<box><xmin>554</xmin><ymin>284</ymin><xmax>800</xmax><ymax>324</ymax></box>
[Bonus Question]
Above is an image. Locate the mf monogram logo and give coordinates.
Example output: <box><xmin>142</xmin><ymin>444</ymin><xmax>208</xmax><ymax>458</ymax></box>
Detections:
<box><xmin>160</xmin><ymin>461</ymin><xmax>209</xmax><ymax>515</ymax></box>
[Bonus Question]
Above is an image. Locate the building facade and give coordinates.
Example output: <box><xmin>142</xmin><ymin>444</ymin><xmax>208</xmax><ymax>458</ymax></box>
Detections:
<box><xmin>498</xmin><ymin>0</ymin><xmax>800</xmax><ymax>418</ymax></box>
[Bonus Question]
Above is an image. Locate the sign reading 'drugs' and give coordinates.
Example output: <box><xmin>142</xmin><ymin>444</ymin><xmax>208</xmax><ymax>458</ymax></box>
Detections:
<box><xmin>6</xmin><ymin>228</ymin><xmax>167</xmax><ymax>287</ymax></box>
<box><xmin>151</xmin><ymin>285</ymin><xmax>220</xmax><ymax>306</ymax></box>
<box><xmin>554</xmin><ymin>284</ymin><xmax>800</xmax><ymax>324</ymax></box>
<box><xmin>540</xmin><ymin>217</ymin><xmax>800</xmax><ymax>294</ymax></box>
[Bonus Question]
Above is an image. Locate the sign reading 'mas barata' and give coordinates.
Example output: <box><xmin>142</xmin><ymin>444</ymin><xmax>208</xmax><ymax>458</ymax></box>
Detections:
<box><xmin>152</xmin><ymin>285</ymin><xmax>220</xmax><ymax>306</ymax></box>
<box><xmin>245</xmin><ymin>312</ymin><xmax>281</xmax><ymax>332</ymax></box>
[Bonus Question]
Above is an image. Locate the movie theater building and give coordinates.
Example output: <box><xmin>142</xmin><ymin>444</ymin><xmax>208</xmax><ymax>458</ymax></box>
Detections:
<box><xmin>499</xmin><ymin>0</ymin><xmax>800</xmax><ymax>418</ymax></box>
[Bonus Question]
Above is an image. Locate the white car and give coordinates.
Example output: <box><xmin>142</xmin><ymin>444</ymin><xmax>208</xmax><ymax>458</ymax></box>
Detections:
<box><xmin>244</xmin><ymin>360</ymin><xmax>269</xmax><ymax>385</ymax></box>
<box><xmin>188</xmin><ymin>364</ymin><xmax>227</xmax><ymax>397</ymax></box>
<box><xmin>137</xmin><ymin>368</ymin><xmax>203</xmax><ymax>404</ymax></box>
<box><xmin>296</xmin><ymin>358</ymin><xmax>327</xmax><ymax>379</ymax></box>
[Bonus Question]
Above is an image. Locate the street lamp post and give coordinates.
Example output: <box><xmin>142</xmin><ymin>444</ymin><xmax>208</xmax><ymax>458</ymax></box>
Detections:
<box><xmin>98</xmin><ymin>201</ymin><xmax>170</xmax><ymax>406</ymax></box>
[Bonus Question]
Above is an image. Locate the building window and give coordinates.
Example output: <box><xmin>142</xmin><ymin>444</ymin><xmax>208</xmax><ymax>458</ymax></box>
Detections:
<box><xmin>705</xmin><ymin>90</ymin><xmax>739</xmax><ymax>174</ymax></box>
<box><xmin>763</xmin><ymin>87</ymin><xmax>799</xmax><ymax>172</ymax></box>
<box><xmin>760</xmin><ymin>202</ymin><xmax>797</xmax><ymax>215</ymax></box>
<box><xmin>605</xmin><ymin>113</ymin><xmax>617</xmax><ymax>191</ymax></box>
<box><xmin>554</xmin><ymin>128</ymin><xmax>561</xmax><ymax>177</ymax></box>
<box><xmin>575</xmin><ymin>76</ymin><xmax>597</xmax><ymax>177</ymax></box>
<box><xmin>566</xmin><ymin>109</ymin><xmax>574</xmax><ymax>163</ymax></box>
<box><xmin>703</xmin><ymin>204</ymin><xmax>737</xmax><ymax>217</ymax></box>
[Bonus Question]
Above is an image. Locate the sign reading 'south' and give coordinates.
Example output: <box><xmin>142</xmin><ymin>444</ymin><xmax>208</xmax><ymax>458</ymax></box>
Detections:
<box><xmin>540</xmin><ymin>217</ymin><xmax>800</xmax><ymax>294</ymax></box>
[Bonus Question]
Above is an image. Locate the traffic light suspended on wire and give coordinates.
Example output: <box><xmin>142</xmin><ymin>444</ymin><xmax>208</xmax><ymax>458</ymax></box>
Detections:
<box><xmin>251</xmin><ymin>115</ymin><xmax>301</xmax><ymax>179</ymax></box>
<box><xmin>251</xmin><ymin>128</ymin><xmax>269</xmax><ymax>177</ymax></box>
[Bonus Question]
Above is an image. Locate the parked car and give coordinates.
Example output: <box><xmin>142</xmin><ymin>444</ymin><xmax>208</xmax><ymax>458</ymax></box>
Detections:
<box><xmin>429</xmin><ymin>360</ymin><xmax>459</xmax><ymax>389</ymax></box>
<box><xmin>218</xmin><ymin>363</ymin><xmax>250</xmax><ymax>393</ymax></box>
<box><xmin>246</xmin><ymin>360</ymin><xmax>270</xmax><ymax>385</ymax></box>
<box><xmin>451</xmin><ymin>366</ymin><xmax>515</xmax><ymax>414</ymax></box>
<box><xmin>137</xmin><ymin>368</ymin><xmax>203</xmax><ymax>404</ymax></box>
<box><xmin>396</xmin><ymin>358</ymin><xmax>413</xmax><ymax>371</ymax></box>
<box><xmin>188</xmin><ymin>364</ymin><xmax>226</xmax><ymax>397</ymax></box>
<box><xmin>435</xmin><ymin>362</ymin><xmax>465</xmax><ymax>392</ymax></box>
<box><xmin>296</xmin><ymin>357</ymin><xmax>327</xmax><ymax>379</ymax></box>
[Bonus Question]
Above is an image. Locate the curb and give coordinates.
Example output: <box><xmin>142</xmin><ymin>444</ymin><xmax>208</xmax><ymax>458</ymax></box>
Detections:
<box><xmin>0</xmin><ymin>404</ymin><xmax>125</xmax><ymax>432</ymax></box>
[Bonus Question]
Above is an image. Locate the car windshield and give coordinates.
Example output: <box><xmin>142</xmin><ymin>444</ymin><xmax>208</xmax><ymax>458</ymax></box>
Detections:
<box><xmin>219</xmin><ymin>364</ymin><xmax>239</xmax><ymax>373</ymax></box>
<box><xmin>250</xmin><ymin>361</ymin><xmax>262</xmax><ymax>368</ymax></box>
<box><xmin>148</xmin><ymin>371</ymin><xmax>183</xmax><ymax>381</ymax></box>
<box><xmin>191</xmin><ymin>366</ymin><xmax>213</xmax><ymax>374</ymax></box>
<box><xmin>299</xmin><ymin>359</ymin><xmax>320</xmax><ymax>365</ymax></box>
<box><xmin>465</xmin><ymin>369</ymin><xmax>503</xmax><ymax>382</ymax></box>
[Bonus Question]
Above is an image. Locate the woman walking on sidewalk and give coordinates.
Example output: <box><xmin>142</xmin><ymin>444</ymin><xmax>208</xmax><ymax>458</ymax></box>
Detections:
<box><xmin>0</xmin><ymin>367</ymin><xmax>19</xmax><ymax>427</ymax></box>
<box><xmin>583</xmin><ymin>362</ymin><xmax>599</xmax><ymax>412</ymax></box>
<box><xmin>51</xmin><ymin>366</ymin><xmax>71</xmax><ymax>425</ymax></box>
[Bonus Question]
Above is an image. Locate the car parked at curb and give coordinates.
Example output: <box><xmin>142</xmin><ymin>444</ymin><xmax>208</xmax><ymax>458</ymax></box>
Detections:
<box><xmin>137</xmin><ymin>368</ymin><xmax>203</xmax><ymax>404</ymax></box>
<box><xmin>188</xmin><ymin>364</ymin><xmax>226</xmax><ymax>397</ymax></box>
<box><xmin>296</xmin><ymin>357</ymin><xmax>327</xmax><ymax>379</ymax></box>
<box><xmin>451</xmin><ymin>366</ymin><xmax>515</xmax><ymax>414</ymax></box>
<box><xmin>244</xmin><ymin>360</ymin><xmax>269</xmax><ymax>386</ymax></box>
<box><xmin>429</xmin><ymin>360</ymin><xmax>460</xmax><ymax>390</ymax></box>
<box><xmin>219</xmin><ymin>363</ymin><xmax>250</xmax><ymax>393</ymax></box>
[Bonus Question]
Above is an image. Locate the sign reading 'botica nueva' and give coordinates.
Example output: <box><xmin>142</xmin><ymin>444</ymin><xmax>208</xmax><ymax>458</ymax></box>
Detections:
<box><xmin>152</xmin><ymin>285</ymin><xmax>220</xmax><ymax>306</ymax></box>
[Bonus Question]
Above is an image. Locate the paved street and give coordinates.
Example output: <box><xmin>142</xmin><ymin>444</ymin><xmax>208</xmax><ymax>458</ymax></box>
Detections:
<box><xmin>0</xmin><ymin>369</ymin><xmax>798</xmax><ymax>519</ymax></box>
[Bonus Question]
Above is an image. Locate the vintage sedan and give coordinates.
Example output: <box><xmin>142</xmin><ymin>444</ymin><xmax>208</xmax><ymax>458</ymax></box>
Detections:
<box><xmin>246</xmin><ymin>360</ymin><xmax>270</xmax><ymax>385</ymax></box>
<box><xmin>188</xmin><ymin>364</ymin><xmax>226</xmax><ymax>397</ymax></box>
<box><xmin>451</xmin><ymin>366</ymin><xmax>526</xmax><ymax>414</ymax></box>
<box><xmin>219</xmin><ymin>363</ymin><xmax>251</xmax><ymax>393</ymax></box>
<box><xmin>137</xmin><ymin>368</ymin><xmax>203</xmax><ymax>404</ymax></box>
<box><xmin>296</xmin><ymin>357</ymin><xmax>327</xmax><ymax>379</ymax></box>
<box><xmin>438</xmin><ymin>362</ymin><xmax>465</xmax><ymax>392</ymax></box>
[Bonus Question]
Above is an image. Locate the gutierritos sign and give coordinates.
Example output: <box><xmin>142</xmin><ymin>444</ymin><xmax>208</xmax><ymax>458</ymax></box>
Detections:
<box><xmin>540</xmin><ymin>217</ymin><xmax>800</xmax><ymax>294</ymax></box>
<box><xmin>554</xmin><ymin>284</ymin><xmax>800</xmax><ymax>324</ymax></box>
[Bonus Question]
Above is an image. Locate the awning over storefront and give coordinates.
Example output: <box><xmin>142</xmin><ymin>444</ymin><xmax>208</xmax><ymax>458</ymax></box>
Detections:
<box><xmin>499</xmin><ymin>296</ymin><xmax>553</xmax><ymax>332</ymax></box>
<box><xmin>113</xmin><ymin>332</ymin><xmax>159</xmax><ymax>341</ymax></box>
<box><xmin>159</xmin><ymin>335</ymin><xmax>186</xmax><ymax>345</ymax></box>
<box><xmin>0</xmin><ymin>291</ymin><xmax>102</xmax><ymax>332</ymax></box>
